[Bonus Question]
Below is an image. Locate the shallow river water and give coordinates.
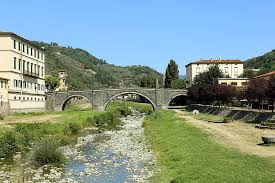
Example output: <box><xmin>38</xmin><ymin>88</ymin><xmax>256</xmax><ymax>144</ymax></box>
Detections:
<box><xmin>0</xmin><ymin>113</ymin><xmax>156</xmax><ymax>183</ymax></box>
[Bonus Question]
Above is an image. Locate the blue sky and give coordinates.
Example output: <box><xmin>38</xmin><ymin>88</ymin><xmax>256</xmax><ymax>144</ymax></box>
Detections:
<box><xmin>1</xmin><ymin>0</ymin><xmax>275</xmax><ymax>75</ymax></box>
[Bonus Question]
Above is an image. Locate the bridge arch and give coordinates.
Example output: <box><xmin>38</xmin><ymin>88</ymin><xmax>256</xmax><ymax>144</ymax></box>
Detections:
<box><xmin>167</xmin><ymin>93</ymin><xmax>187</xmax><ymax>107</ymax></box>
<box><xmin>61</xmin><ymin>95</ymin><xmax>93</xmax><ymax>110</ymax></box>
<box><xmin>103</xmin><ymin>91</ymin><xmax>156</xmax><ymax>111</ymax></box>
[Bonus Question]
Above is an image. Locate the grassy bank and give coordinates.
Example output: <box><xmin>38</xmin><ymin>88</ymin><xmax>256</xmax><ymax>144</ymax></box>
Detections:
<box><xmin>0</xmin><ymin>101</ymin><xmax>152</xmax><ymax>163</ymax></box>
<box><xmin>144</xmin><ymin>110</ymin><xmax>275</xmax><ymax>183</ymax></box>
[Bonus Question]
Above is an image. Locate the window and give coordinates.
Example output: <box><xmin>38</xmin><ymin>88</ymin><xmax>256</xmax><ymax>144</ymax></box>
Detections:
<box><xmin>231</xmin><ymin>82</ymin><xmax>237</xmax><ymax>86</ymax></box>
<box><xmin>23</xmin><ymin>61</ymin><xmax>25</xmax><ymax>71</ymax></box>
<box><xmin>38</xmin><ymin>65</ymin><xmax>40</xmax><ymax>76</ymax></box>
<box><xmin>31</xmin><ymin>63</ymin><xmax>33</xmax><ymax>73</ymax></box>
<box><xmin>1</xmin><ymin>81</ymin><xmax>3</xmax><ymax>88</ymax></box>
<box><xmin>27</xmin><ymin>46</ymin><xmax>29</xmax><ymax>54</ymax></box>
<box><xmin>18</xmin><ymin>42</ymin><xmax>21</xmax><ymax>51</ymax></box>
<box><xmin>23</xmin><ymin>44</ymin><xmax>25</xmax><ymax>53</ymax></box>
<box><xmin>27</xmin><ymin>62</ymin><xmax>30</xmax><ymax>72</ymax></box>
<box><xmin>18</xmin><ymin>59</ymin><xmax>21</xmax><ymax>70</ymax></box>
<box><xmin>13</xmin><ymin>40</ymin><xmax>16</xmax><ymax>49</ymax></box>
<box><xmin>34</xmin><ymin>50</ymin><xmax>36</xmax><ymax>57</ymax></box>
<box><xmin>31</xmin><ymin>48</ymin><xmax>33</xmax><ymax>56</ymax></box>
<box><xmin>34</xmin><ymin>64</ymin><xmax>37</xmax><ymax>74</ymax></box>
<box><xmin>196</xmin><ymin>67</ymin><xmax>200</xmax><ymax>73</ymax></box>
<box><xmin>225</xmin><ymin>67</ymin><xmax>229</xmax><ymax>73</ymax></box>
<box><xmin>14</xmin><ymin>96</ymin><xmax>16</xmax><ymax>100</ymax></box>
<box><xmin>14</xmin><ymin>79</ymin><xmax>17</xmax><ymax>88</ymax></box>
<box><xmin>41</xmin><ymin>53</ymin><xmax>44</xmax><ymax>60</ymax></box>
<box><xmin>20</xmin><ymin>80</ymin><xmax>22</xmax><ymax>88</ymax></box>
<box><xmin>234</xmin><ymin>67</ymin><xmax>238</xmax><ymax>73</ymax></box>
<box><xmin>38</xmin><ymin>51</ymin><xmax>40</xmax><ymax>59</ymax></box>
<box><xmin>41</xmin><ymin>67</ymin><xmax>44</xmax><ymax>77</ymax></box>
<box><xmin>221</xmin><ymin>82</ymin><xmax>227</xmax><ymax>85</ymax></box>
<box><xmin>13</xmin><ymin>57</ymin><xmax>16</xmax><ymax>69</ymax></box>
<box><xmin>241</xmin><ymin>82</ymin><xmax>248</xmax><ymax>86</ymax></box>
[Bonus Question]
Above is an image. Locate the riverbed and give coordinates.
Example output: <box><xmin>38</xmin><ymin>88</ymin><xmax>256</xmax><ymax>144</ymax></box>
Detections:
<box><xmin>0</xmin><ymin>112</ymin><xmax>156</xmax><ymax>183</ymax></box>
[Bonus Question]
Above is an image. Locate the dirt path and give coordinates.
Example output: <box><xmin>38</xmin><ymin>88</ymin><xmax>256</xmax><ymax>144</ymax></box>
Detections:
<box><xmin>175</xmin><ymin>109</ymin><xmax>275</xmax><ymax>158</ymax></box>
<box><xmin>0</xmin><ymin>114</ymin><xmax>63</xmax><ymax>127</ymax></box>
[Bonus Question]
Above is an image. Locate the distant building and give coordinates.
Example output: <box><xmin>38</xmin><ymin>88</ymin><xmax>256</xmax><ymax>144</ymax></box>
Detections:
<box><xmin>57</xmin><ymin>70</ymin><xmax>68</xmax><ymax>91</ymax></box>
<box><xmin>0</xmin><ymin>32</ymin><xmax>45</xmax><ymax>113</ymax></box>
<box><xmin>217</xmin><ymin>78</ymin><xmax>249</xmax><ymax>90</ymax></box>
<box><xmin>254</xmin><ymin>70</ymin><xmax>275</xmax><ymax>80</ymax></box>
<box><xmin>185</xmin><ymin>59</ymin><xmax>244</xmax><ymax>86</ymax></box>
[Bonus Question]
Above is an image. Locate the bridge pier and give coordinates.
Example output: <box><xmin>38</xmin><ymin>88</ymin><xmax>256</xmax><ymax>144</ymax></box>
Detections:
<box><xmin>92</xmin><ymin>105</ymin><xmax>105</xmax><ymax>112</ymax></box>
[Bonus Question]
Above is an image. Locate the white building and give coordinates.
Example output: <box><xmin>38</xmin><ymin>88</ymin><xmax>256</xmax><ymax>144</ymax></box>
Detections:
<box><xmin>0</xmin><ymin>32</ymin><xmax>45</xmax><ymax>113</ymax></box>
<box><xmin>185</xmin><ymin>59</ymin><xmax>244</xmax><ymax>86</ymax></box>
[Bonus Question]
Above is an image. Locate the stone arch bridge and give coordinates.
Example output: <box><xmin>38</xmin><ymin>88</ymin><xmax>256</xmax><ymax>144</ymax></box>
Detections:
<box><xmin>46</xmin><ymin>88</ymin><xmax>187</xmax><ymax>112</ymax></box>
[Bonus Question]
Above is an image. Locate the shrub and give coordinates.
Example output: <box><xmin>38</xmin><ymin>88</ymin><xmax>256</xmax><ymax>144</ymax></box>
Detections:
<box><xmin>32</xmin><ymin>137</ymin><xmax>66</xmax><ymax>166</ymax></box>
<box><xmin>59</xmin><ymin>135</ymin><xmax>76</xmax><ymax>146</ymax></box>
<box><xmin>0</xmin><ymin>131</ymin><xmax>21</xmax><ymax>158</ymax></box>
<box><xmin>68</xmin><ymin>123</ymin><xmax>81</xmax><ymax>134</ymax></box>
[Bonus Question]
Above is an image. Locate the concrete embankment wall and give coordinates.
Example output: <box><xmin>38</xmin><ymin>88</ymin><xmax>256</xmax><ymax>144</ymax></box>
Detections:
<box><xmin>187</xmin><ymin>105</ymin><xmax>275</xmax><ymax>123</ymax></box>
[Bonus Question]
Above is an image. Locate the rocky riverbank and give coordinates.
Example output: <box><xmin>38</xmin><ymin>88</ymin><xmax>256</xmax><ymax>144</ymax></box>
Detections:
<box><xmin>0</xmin><ymin>111</ymin><xmax>156</xmax><ymax>183</ymax></box>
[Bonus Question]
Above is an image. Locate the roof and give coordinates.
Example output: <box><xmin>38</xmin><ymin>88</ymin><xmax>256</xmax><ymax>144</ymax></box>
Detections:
<box><xmin>185</xmin><ymin>59</ymin><xmax>243</xmax><ymax>67</ymax></box>
<box><xmin>0</xmin><ymin>77</ymin><xmax>9</xmax><ymax>80</ymax></box>
<box><xmin>254</xmin><ymin>70</ymin><xmax>275</xmax><ymax>79</ymax></box>
<box><xmin>0</xmin><ymin>32</ymin><xmax>44</xmax><ymax>51</ymax></box>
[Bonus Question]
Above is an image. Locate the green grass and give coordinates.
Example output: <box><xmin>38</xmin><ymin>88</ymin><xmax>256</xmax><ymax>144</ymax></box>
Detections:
<box><xmin>144</xmin><ymin>110</ymin><xmax>275</xmax><ymax>183</ymax></box>
<box><xmin>187</xmin><ymin>110</ymin><xmax>225</xmax><ymax>122</ymax></box>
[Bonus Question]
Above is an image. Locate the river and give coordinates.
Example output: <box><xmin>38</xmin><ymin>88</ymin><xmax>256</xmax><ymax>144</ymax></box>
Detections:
<box><xmin>0</xmin><ymin>112</ymin><xmax>156</xmax><ymax>183</ymax></box>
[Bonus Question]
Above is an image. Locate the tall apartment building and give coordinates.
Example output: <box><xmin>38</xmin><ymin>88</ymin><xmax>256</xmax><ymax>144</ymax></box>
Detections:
<box><xmin>185</xmin><ymin>59</ymin><xmax>244</xmax><ymax>87</ymax></box>
<box><xmin>0</xmin><ymin>32</ymin><xmax>45</xmax><ymax>113</ymax></box>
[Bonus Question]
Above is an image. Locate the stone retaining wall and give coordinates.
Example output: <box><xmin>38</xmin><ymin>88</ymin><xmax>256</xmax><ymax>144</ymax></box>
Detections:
<box><xmin>187</xmin><ymin>105</ymin><xmax>275</xmax><ymax>123</ymax></box>
<box><xmin>0</xmin><ymin>102</ymin><xmax>10</xmax><ymax>116</ymax></box>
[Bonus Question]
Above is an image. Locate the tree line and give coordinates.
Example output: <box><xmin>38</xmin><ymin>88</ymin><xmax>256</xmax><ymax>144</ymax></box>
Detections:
<box><xmin>188</xmin><ymin>65</ymin><xmax>275</xmax><ymax>110</ymax></box>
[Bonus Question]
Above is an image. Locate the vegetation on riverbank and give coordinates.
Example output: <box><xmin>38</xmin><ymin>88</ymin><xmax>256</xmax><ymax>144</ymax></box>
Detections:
<box><xmin>144</xmin><ymin>110</ymin><xmax>275</xmax><ymax>182</ymax></box>
<box><xmin>0</xmin><ymin>101</ymin><xmax>153</xmax><ymax>166</ymax></box>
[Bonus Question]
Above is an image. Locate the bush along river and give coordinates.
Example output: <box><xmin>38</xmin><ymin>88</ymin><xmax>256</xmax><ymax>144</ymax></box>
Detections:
<box><xmin>0</xmin><ymin>110</ymin><xmax>157</xmax><ymax>183</ymax></box>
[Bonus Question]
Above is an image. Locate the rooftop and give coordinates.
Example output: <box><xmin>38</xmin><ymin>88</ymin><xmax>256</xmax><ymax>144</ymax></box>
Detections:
<box><xmin>186</xmin><ymin>59</ymin><xmax>243</xmax><ymax>67</ymax></box>
<box><xmin>254</xmin><ymin>70</ymin><xmax>275</xmax><ymax>79</ymax></box>
<box><xmin>0</xmin><ymin>32</ymin><xmax>44</xmax><ymax>51</ymax></box>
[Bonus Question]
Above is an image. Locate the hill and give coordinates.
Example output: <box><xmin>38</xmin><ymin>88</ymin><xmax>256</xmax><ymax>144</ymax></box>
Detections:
<box><xmin>32</xmin><ymin>42</ymin><xmax>163</xmax><ymax>90</ymax></box>
<box><xmin>244</xmin><ymin>49</ymin><xmax>275</xmax><ymax>73</ymax></box>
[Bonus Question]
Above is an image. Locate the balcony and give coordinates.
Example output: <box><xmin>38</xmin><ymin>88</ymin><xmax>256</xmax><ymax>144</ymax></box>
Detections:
<box><xmin>23</xmin><ymin>70</ymin><xmax>39</xmax><ymax>78</ymax></box>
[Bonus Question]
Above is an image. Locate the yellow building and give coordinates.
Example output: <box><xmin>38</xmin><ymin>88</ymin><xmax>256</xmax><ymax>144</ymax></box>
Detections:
<box><xmin>186</xmin><ymin>59</ymin><xmax>244</xmax><ymax>87</ymax></box>
<box><xmin>0</xmin><ymin>78</ymin><xmax>9</xmax><ymax>115</ymax></box>
<box><xmin>217</xmin><ymin>78</ymin><xmax>249</xmax><ymax>89</ymax></box>
<box><xmin>0</xmin><ymin>32</ymin><xmax>45</xmax><ymax>113</ymax></box>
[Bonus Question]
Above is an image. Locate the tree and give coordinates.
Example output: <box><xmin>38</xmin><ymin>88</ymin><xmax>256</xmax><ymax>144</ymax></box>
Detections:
<box><xmin>45</xmin><ymin>75</ymin><xmax>59</xmax><ymax>91</ymax></box>
<box><xmin>140</xmin><ymin>76</ymin><xmax>156</xmax><ymax>88</ymax></box>
<box><xmin>164</xmin><ymin>60</ymin><xmax>179</xmax><ymax>88</ymax></box>
<box><xmin>193</xmin><ymin>65</ymin><xmax>224</xmax><ymax>85</ymax></box>
<box><xmin>171</xmin><ymin>79</ymin><xmax>186</xmax><ymax>89</ymax></box>
<box><xmin>241</xmin><ymin>69</ymin><xmax>257</xmax><ymax>79</ymax></box>
<box><xmin>214</xmin><ymin>85</ymin><xmax>236</xmax><ymax>106</ymax></box>
<box><xmin>246</xmin><ymin>78</ymin><xmax>269</xmax><ymax>110</ymax></box>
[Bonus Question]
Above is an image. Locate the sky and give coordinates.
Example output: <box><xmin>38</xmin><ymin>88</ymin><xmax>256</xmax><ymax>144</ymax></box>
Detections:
<box><xmin>1</xmin><ymin>0</ymin><xmax>275</xmax><ymax>75</ymax></box>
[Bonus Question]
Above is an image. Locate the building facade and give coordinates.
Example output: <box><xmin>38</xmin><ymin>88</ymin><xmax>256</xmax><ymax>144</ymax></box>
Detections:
<box><xmin>0</xmin><ymin>78</ymin><xmax>9</xmax><ymax>115</ymax></box>
<box><xmin>217</xmin><ymin>78</ymin><xmax>249</xmax><ymax>90</ymax></box>
<box><xmin>185</xmin><ymin>59</ymin><xmax>244</xmax><ymax>86</ymax></box>
<box><xmin>0</xmin><ymin>32</ymin><xmax>45</xmax><ymax>113</ymax></box>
